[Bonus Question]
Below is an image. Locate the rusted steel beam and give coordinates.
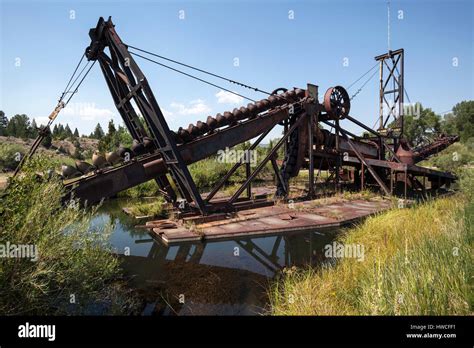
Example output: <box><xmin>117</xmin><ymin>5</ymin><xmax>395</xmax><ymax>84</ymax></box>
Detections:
<box><xmin>229</xmin><ymin>111</ymin><xmax>308</xmax><ymax>203</ymax></box>
<box><xmin>381</xmin><ymin>138</ymin><xmax>401</xmax><ymax>163</ymax></box>
<box><xmin>319</xmin><ymin>120</ymin><xmax>379</xmax><ymax>158</ymax></box>
<box><xmin>413</xmin><ymin>135</ymin><xmax>459</xmax><ymax>163</ymax></box>
<box><xmin>334</xmin><ymin>136</ymin><xmax>378</xmax><ymax>158</ymax></box>
<box><xmin>204</xmin><ymin>125</ymin><xmax>273</xmax><ymax>202</ymax></box>
<box><xmin>64</xmin><ymin>102</ymin><xmax>302</xmax><ymax>204</ymax></box>
<box><xmin>340</xmin><ymin>129</ymin><xmax>391</xmax><ymax>196</ymax></box>
<box><xmin>308</xmin><ymin>111</ymin><xmax>315</xmax><ymax>197</ymax></box>
<box><xmin>270</xmin><ymin>156</ymin><xmax>286</xmax><ymax>193</ymax></box>
<box><xmin>344</xmin><ymin>115</ymin><xmax>380</xmax><ymax>137</ymax></box>
<box><xmin>344</xmin><ymin>156</ymin><xmax>456</xmax><ymax>180</ymax></box>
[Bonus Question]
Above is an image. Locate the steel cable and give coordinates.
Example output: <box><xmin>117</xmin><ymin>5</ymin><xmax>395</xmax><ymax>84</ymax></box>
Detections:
<box><xmin>130</xmin><ymin>51</ymin><xmax>257</xmax><ymax>102</ymax></box>
<box><xmin>127</xmin><ymin>44</ymin><xmax>272</xmax><ymax>95</ymax></box>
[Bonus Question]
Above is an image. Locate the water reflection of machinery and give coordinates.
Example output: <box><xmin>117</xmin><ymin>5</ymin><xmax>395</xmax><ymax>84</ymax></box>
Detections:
<box><xmin>120</xmin><ymin>229</ymin><xmax>336</xmax><ymax>315</ymax></box>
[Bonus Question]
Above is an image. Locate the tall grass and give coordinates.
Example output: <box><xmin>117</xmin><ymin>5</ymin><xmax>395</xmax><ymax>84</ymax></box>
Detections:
<box><xmin>126</xmin><ymin>197</ymin><xmax>168</xmax><ymax>218</ymax></box>
<box><xmin>269</xmin><ymin>191</ymin><xmax>472</xmax><ymax>315</ymax></box>
<box><xmin>0</xmin><ymin>143</ymin><xmax>25</xmax><ymax>171</ymax></box>
<box><xmin>119</xmin><ymin>156</ymin><xmax>271</xmax><ymax>198</ymax></box>
<box><xmin>0</xmin><ymin>157</ymin><xmax>137</xmax><ymax>315</ymax></box>
<box><xmin>117</xmin><ymin>180</ymin><xmax>161</xmax><ymax>198</ymax></box>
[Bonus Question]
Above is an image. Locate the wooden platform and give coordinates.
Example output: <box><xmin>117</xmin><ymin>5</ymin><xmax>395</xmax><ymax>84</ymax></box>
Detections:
<box><xmin>144</xmin><ymin>198</ymin><xmax>392</xmax><ymax>245</ymax></box>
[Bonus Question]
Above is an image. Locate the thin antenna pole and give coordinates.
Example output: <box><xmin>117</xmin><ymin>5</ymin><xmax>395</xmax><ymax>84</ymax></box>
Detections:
<box><xmin>387</xmin><ymin>1</ymin><xmax>391</xmax><ymax>51</ymax></box>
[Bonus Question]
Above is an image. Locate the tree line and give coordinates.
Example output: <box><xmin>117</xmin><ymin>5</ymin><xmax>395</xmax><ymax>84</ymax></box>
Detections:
<box><xmin>1</xmin><ymin>100</ymin><xmax>472</xmax><ymax>150</ymax></box>
<box><xmin>0</xmin><ymin>111</ymin><xmax>81</xmax><ymax>140</ymax></box>
<box><xmin>399</xmin><ymin>101</ymin><xmax>473</xmax><ymax>145</ymax></box>
<box><xmin>0</xmin><ymin>111</ymin><xmax>133</xmax><ymax>158</ymax></box>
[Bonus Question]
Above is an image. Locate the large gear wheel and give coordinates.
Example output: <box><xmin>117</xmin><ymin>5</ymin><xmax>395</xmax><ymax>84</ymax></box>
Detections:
<box><xmin>324</xmin><ymin>86</ymin><xmax>350</xmax><ymax>120</ymax></box>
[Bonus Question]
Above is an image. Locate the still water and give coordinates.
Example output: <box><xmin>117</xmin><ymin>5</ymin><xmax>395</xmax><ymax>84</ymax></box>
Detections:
<box><xmin>91</xmin><ymin>199</ymin><xmax>341</xmax><ymax>315</ymax></box>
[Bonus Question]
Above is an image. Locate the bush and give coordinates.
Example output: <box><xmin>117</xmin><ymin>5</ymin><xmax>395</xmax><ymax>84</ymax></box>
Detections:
<box><xmin>421</xmin><ymin>142</ymin><xmax>474</xmax><ymax>173</ymax></box>
<box><xmin>0</xmin><ymin>143</ymin><xmax>25</xmax><ymax>171</ymax></box>
<box><xmin>0</xmin><ymin>156</ymin><xmax>137</xmax><ymax>315</ymax></box>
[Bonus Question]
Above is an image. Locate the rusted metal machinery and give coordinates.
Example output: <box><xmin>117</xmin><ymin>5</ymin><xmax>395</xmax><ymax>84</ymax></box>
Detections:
<box><xmin>47</xmin><ymin>17</ymin><xmax>457</xmax><ymax>218</ymax></box>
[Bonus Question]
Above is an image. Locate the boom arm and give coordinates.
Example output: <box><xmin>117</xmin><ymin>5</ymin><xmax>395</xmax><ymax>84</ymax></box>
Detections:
<box><xmin>86</xmin><ymin>16</ymin><xmax>207</xmax><ymax>213</ymax></box>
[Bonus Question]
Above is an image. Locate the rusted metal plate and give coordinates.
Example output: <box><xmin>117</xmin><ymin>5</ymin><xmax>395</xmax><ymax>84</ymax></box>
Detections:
<box><xmin>344</xmin><ymin>156</ymin><xmax>456</xmax><ymax>180</ymax></box>
<box><xmin>150</xmin><ymin>198</ymin><xmax>392</xmax><ymax>245</ymax></box>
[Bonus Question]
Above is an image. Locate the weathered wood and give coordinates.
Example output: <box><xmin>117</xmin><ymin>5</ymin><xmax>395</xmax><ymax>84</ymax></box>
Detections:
<box><xmin>150</xmin><ymin>198</ymin><xmax>392</xmax><ymax>245</ymax></box>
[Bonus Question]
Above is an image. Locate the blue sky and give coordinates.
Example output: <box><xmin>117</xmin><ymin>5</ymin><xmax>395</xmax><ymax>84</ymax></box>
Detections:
<box><xmin>1</xmin><ymin>0</ymin><xmax>473</xmax><ymax>139</ymax></box>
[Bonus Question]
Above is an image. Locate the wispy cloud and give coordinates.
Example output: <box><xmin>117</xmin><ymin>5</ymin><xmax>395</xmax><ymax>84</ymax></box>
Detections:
<box><xmin>215</xmin><ymin>90</ymin><xmax>243</xmax><ymax>104</ymax></box>
<box><xmin>62</xmin><ymin>103</ymin><xmax>116</xmax><ymax>121</ymax></box>
<box><xmin>170</xmin><ymin>99</ymin><xmax>211</xmax><ymax>115</ymax></box>
<box><xmin>33</xmin><ymin>116</ymin><xmax>50</xmax><ymax>127</ymax></box>
<box><xmin>161</xmin><ymin>108</ymin><xmax>174</xmax><ymax>119</ymax></box>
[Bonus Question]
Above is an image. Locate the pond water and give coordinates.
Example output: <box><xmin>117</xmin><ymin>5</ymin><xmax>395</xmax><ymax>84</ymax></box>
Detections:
<box><xmin>92</xmin><ymin>199</ymin><xmax>341</xmax><ymax>315</ymax></box>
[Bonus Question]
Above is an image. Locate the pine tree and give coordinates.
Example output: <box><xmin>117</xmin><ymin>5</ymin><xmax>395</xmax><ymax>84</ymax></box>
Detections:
<box><xmin>73</xmin><ymin>128</ymin><xmax>80</xmax><ymax>138</ymax></box>
<box><xmin>6</xmin><ymin>114</ymin><xmax>30</xmax><ymax>139</ymax></box>
<box><xmin>72</xmin><ymin>137</ymin><xmax>84</xmax><ymax>159</ymax></box>
<box><xmin>52</xmin><ymin>124</ymin><xmax>59</xmax><ymax>138</ymax></box>
<box><xmin>93</xmin><ymin>123</ymin><xmax>105</xmax><ymax>139</ymax></box>
<box><xmin>30</xmin><ymin>119</ymin><xmax>39</xmax><ymax>138</ymax></box>
<box><xmin>57</xmin><ymin>124</ymin><xmax>65</xmax><ymax>139</ymax></box>
<box><xmin>0</xmin><ymin>111</ymin><xmax>8</xmax><ymax>136</ymax></box>
<box><xmin>42</xmin><ymin>132</ymin><xmax>52</xmax><ymax>148</ymax></box>
<box><xmin>64</xmin><ymin>124</ymin><xmax>73</xmax><ymax>138</ymax></box>
<box><xmin>108</xmin><ymin>119</ymin><xmax>116</xmax><ymax>135</ymax></box>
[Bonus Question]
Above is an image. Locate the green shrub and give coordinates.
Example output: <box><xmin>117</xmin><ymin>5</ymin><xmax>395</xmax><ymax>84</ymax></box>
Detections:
<box><xmin>0</xmin><ymin>143</ymin><xmax>25</xmax><ymax>171</ymax></box>
<box><xmin>0</xmin><ymin>156</ymin><xmax>137</xmax><ymax>315</ymax></box>
<box><xmin>421</xmin><ymin>142</ymin><xmax>474</xmax><ymax>173</ymax></box>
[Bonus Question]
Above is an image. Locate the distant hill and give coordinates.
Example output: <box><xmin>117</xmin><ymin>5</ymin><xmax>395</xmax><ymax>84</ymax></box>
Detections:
<box><xmin>0</xmin><ymin>136</ymin><xmax>99</xmax><ymax>173</ymax></box>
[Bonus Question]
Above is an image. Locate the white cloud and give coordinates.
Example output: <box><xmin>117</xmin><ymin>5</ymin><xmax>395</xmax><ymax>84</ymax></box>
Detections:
<box><xmin>62</xmin><ymin>103</ymin><xmax>116</xmax><ymax>121</ymax></box>
<box><xmin>33</xmin><ymin>116</ymin><xmax>50</xmax><ymax>127</ymax></box>
<box><xmin>161</xmin><ymin>108</ymin><xmax>174</xmax><ymax>119</ymax></box>
<box><xmin>215</xmin><ymin>90</ymin><xmax>243</xmax><ymax>104</ymax></box>
<box><xmin>170</xmin><ymin>99</ymin><xmax>211</xmax><ymax>115</ymax></box>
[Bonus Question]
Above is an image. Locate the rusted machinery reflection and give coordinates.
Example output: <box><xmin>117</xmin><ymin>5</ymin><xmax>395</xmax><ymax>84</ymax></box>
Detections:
<box><xmin>119</xmin><ymin>228</ymin><xmax>339</xmax><ymax>314</ymax></box>
<box><xmin>123</xmin><ymin>230</ymin><xmax>335</xmax><ymax>289</ymax></box>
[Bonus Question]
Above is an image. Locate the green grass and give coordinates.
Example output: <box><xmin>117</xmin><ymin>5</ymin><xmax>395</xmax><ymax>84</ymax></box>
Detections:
<box><xmin>419</xmin><ymin>142</ymin><xmax>474</xmax><ymax>173</ymax></box>
<box><xmin>269</xmin><ymin>179</ymin><xmax>473</xmax><ymax>315</ymax></box>
<box><xmin>0</xmin><ymin>156</ymin><xmax>138</xmax><ymax>315</ymax></box>
<box><xmin>117</xmin><ymin>159</ymin><xmax>240</xmax><ymax>198</ymax></box>
<box><xmin>117</xmin><ymin>180</ymin><xmax>161</xmax><ymax>198</ymax></box>
<box><xmin>118</xmin><ymin>155</ymin><xmax>273</xmax><ymax>198</ymax></box>
<box><xmin>126</xmin><ymin>198</ymin><xmax>168</xmax><ymax>218</ymax></box>
<box><xmin>340</xmin><ymin>189</ymin><xmax>377</xmax><ymax>201</ymax></box>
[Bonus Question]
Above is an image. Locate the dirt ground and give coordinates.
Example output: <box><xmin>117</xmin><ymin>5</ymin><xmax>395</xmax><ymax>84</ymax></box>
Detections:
<box><xmin>0</xmin><ymin>173</ymin><xmax>9</xmax><ymax>190</ymax></box>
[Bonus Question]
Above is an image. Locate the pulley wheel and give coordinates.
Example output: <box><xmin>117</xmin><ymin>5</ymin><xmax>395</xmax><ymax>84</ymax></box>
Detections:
<box><xmin>324</xmin><ymin>86</ymin><xmax>350</xmax><ymax>119</ymax></box>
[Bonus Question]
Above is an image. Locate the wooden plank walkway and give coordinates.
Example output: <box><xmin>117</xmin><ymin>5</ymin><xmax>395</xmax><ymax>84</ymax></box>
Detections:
<box><xmin>145</xmin><ymin>198</ymin><xmax>392</xmax><ymax>245</ymax></box>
